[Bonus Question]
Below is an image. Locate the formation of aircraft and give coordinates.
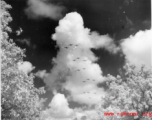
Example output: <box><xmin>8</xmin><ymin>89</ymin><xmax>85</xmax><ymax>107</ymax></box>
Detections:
<box><xmin>83</xmin><ymin>91</ymin><xmax>97</xmax><ymax>99</ymax></box>
<box><xmin>81</xmin><ymin>78</ymin><xmax>97</xmax><ymax>99</ymax></box>
<box><xmin>60</xmin><ymin>42</ymin><xmax>98</xmax><ymax>100</ymax></box>
<box><xmin>62</xmin><ymin>43</ymin><xmax>79</xmax><ymax>50</ymax></box>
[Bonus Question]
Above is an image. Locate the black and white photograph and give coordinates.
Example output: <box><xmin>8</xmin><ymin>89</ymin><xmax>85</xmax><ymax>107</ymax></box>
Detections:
<box><xmin>1</xmin><ymin>0</ymin><xmax>152</xmax><ymax>120</ymax></box>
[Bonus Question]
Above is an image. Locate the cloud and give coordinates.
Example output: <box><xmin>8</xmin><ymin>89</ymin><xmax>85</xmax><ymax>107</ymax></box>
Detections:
<box><xmin>16</xmin><ymin>38</ymin><xmax>37</xmax><ymax>49</ymax></box>
<box><xmin>52</xmin><ymin>12</ymin><xmax>119</xmax><ymax>54</ymax></box>
<box><xmin>120</xmin><ymin>29</ymin><xmax>152</xmax><ymax>70</ymax></box>
<box><xmin>124</xmin><ymin>16</ymin><xmax>135</xmax><ymax>32</ymax></box>
<box><xmin>73</xmin><ymin>107</ymin><xmax>101</xmax><ymax>120</ymax></box>
<box><xmin>16</xmin><ymin>39</ymin><xmax>31</xmax><ymax>46</ymax></box>
<box><xmin>126</xmin><ymin>16</ymin><xmax>133</xmax><ymax>27</ymax></box>
<box><xmin>25</xmin><ymin>0</ymin><xmax>66</xmax><ymax>20</ymax></box>
<box><xmin>40</xmin><ymin>93</ymin><xmax>113</xmax><ymax>120</ymax></box>
<box><xmin>90</xmin><ymin>32</ymin><xmax>120</xmax><ymax>53</ymax></box>
<box><xmin>42</xmin><ymin>93</ymin><xmax>75</xmax><ymax>119</ymax></box>
<box><xmin>18</xmin><ymin>61</ymin><xmax>35</xmax><ymax>74</ymax></box>
<box><xmin>76</xmin><ymin>110</ymin><xmax>99</xmax><ymax>120</ymax></box>
<box><xmin>35</xmin><ymin>70</ymin><xmax>48</xmax><ymax>79</ymax></box>
<box><xmin>40</xmin><ymin>12</ymin><xmax>119</xmax><ymax>105</ymax></box>
<box><xmin>142</xmin><ymin>20</ymin><xmax>151</xmax><ymax>28</ymax></box>
<box><xmin>73</xmin><ymin>104</ymin><xmax>123</xmax><ymax>120</ymax></box>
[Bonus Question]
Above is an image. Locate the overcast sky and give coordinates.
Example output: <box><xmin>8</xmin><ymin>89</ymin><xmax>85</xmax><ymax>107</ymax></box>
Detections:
<box><xmin>6</xmin><ymin>0</ymin><xmax>151</xmax><ymax>119</ymax></box>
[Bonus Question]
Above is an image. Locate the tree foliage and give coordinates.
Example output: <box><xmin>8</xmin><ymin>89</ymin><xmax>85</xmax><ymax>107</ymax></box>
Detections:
<box><xmin>102</xmin><ymin>64</ymin><xmax>152</xmax><ymax>120</ymax></box>
<box><xmin>1</xmin><ymin>1</ymin><xmax>46</xmax><ymax>120</ymax></box>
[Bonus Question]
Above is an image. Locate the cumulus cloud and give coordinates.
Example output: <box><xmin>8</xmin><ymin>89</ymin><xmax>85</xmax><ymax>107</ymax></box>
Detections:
<box><xmin>120</xmin><ymin>29</ymin><xmax>152</xmax><ymax>70</ymax></box>
<box><xmin>40</xmin><ymin>12</ymin><xmax>119</xmax><ymax>105</ymax></box>
<box><xmin>35</xmin><ymin>70</ymin><xmax>48</xmax><ymax>79</ymax></box>
<box><xmin>90</xmin><ymin>32</ymin><xmax>120</xmax><ymax>53</ymax></box>
<box><xmin>18</xmin><ymin>61</ymin><xmax>35</xmax><ymax>74</ymax></box>
<box><xmin>42</xmin><ymin>100</ymin><xmax>102</xmax><ymax>120</ymax></box>
<box><xmin>52</xmin><ymin>12</ymin><xmax>119</xmax><ymax>54</ymax></box>
<box><xmin>25</xmin><ymin>0</ymin><xmax>66</xmax><ymax>20</ymax></box>
<box><xmin>42</xmin><ymin>93</ymin><xmax>74</xmax><ymax>119</ymax></box>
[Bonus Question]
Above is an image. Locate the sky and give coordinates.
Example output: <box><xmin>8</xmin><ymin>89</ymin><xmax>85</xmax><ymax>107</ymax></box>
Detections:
<box><xmin>5</xmin><ymin>0</ymin><xmax>151</xmax><ymax>119</ymax></box>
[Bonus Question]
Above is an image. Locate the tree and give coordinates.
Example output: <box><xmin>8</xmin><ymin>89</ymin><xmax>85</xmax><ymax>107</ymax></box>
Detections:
<box><xmin>1</xmin><ymin>1</ymin><xmax>46</xmax><ymax>119</ymax></box>
<box><xmin>102</xmin><ymin>64</ymin><xmax>152</xmax><ymax>120</ymax></box>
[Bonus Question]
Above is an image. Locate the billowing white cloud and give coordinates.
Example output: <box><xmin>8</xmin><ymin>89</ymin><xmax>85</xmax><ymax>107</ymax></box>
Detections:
<box><xmin>41</xmin><ymin>12</ymin><xmax>119</xmax><ymax>105</ymax></box>
<box><xmin>35</xmin><ymin>70</ymin><xmax>48</xmax><ymax>79</ymax></box>
<box><xmin>42</xmin><ymin>93</ymin><xmax>74</xmax><ymax>119</ymax></box>
<box><xmin>90</xmin><ymin>32</ymin><xmax>120</xmax><ymax>53</ymax></box>
<box><xmin>52</xmin><ymin>12</ymin><xmax>119</xmax><ymax>54</ymax></box>
<box><xmin>42</xmin><ymin>104</ymin><xmax>101</xmax><ymax>120</ymax></box>
<box><xmin>120</xmin><ymin>29</ymin><xmax>152</xmax><ymax>70</ymax></box>
<box><xmin>25</xmin><ymin>0</ymin><xmax>66</xmax><ymax>20</ymax></box>
<box><xmin>18</xmin><ymin>61</ymin><xmax>35</xmax><ymax>74</ymax></box>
